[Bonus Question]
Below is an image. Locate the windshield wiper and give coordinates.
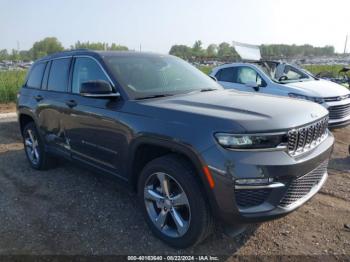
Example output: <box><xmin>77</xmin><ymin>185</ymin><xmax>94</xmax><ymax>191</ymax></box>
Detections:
<box><xmin>200</xmin><ymin>88</ymin><xmax>217</xmax><ymax>92</ymax></box>
<box><xmin>135</xmin><ymin>94</ymin><xmax>174</xmax><ymax>100</ymax></box>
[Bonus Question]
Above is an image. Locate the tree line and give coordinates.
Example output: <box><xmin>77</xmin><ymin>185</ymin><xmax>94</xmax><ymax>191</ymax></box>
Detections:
<box><xmin>0</xmin><ymin>37</ymin><xmax>129</xmax><ymax>61</ymax></box>
<box><xmin>169</xmin><ymin>41</ymin><xmax>335</xmax><ymax>61</ymax></box>
<box><xmin>0</xmin><ymin>37</ymin><xmax>336</xmax><ymax>62</ymax></box>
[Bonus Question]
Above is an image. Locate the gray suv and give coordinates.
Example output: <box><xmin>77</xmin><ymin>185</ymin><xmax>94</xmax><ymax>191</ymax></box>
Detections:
<box><xmin>17</xmin><ymin>50</ymin><xmax>334</xmax><ymax>248</ymax></box>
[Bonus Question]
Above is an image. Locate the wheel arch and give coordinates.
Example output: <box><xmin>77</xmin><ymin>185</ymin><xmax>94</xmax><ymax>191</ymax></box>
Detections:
<box><xmin>127</xmin><ymin>136</ymin><xmax>218</xmax><ymax>213</ymax></box>
<box><xmin>18</xmin><ymin>111</ymin><xmax>37</xmax><ymax>135</ymax></box>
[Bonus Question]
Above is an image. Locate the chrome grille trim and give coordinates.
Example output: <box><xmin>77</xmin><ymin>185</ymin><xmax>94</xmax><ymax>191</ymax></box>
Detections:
<box><xmin>328</xmin><ymin>103</ymin><xmax>350</xmax><ymax>120</ymax></box>
<box><xmin>287</xmin><ymin>117</ymin><xmax>329</xmax><ymax>157</ymax></box>
<box><xmin>324</xmin><ymin>94</ymin><xmax>350</xmax><ymax>102</ymax></box>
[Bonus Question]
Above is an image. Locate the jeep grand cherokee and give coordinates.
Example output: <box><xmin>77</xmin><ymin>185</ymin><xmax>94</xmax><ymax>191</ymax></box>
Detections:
<box><xmin>17</xmin><ymin>50</ymin><xmax>334</xmax><ymax>248</ymax></box>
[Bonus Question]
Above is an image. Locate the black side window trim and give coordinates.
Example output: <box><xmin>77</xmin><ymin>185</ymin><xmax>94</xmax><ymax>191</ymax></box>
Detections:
<box><xmin>70</xmin><ymin>55</ymin><xmax>116</xmax><ymax>94</ymax></box>
<box><xmin>47</xmin><ymin>57</ymin><xmax>73</xmax><ymax>93</ymax></box>
<box><xmin>25</xmin><ymin>62</ymin><xmax>47</xmax><ymax>90</ymax></box>
<box><xmin>41</xmin><ymin>61</ymin><xmax>51</xmax><ymax>90</ymax></box>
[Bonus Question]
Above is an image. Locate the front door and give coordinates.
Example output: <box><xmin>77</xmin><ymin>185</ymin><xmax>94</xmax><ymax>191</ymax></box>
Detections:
<box><xmin>64</xmin><ymin>56</ymin><xmax>126</xmax><ymax>175</ymax></box>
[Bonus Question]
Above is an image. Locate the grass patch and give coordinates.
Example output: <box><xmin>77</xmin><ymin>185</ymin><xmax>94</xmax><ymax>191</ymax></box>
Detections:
<box><xmin>0</xmin><ymin>70</ymin><xmax>27</xmax><ymax>103</ymax></box>
<box><xmin>303</xmin><ymin>65</ymin><xmax>346</xmax><ymax>78</ymax></box>
<box><xmin>197</xmin><ymin>65</ymin><xmax>213</xmax><ymax>75</ymax></box>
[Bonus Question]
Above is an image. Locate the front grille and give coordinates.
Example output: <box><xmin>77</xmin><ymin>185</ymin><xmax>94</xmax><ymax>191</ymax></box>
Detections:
<box><xmin>328</xmin><ymin>103</ymin><xmax>350</xmax><ymax>120</ymax></box>
<box><xmin>287</xmin><ymin>117</ymin><xmax>328</xmax><ymax>157</ymax></box>
<box><xmin>279</xmin><ymin>161</ymin><xmax>328</xmax><ymax>208</ymax></box>
<box><xmin>324</xmin><ymin>94</ymin><xmax>350</xmax><ymax>102</ymax></box>
<box><xmin>235</xmin><ymin>188</ymin><xmax>271</xmax><ymax>208</ymax></box>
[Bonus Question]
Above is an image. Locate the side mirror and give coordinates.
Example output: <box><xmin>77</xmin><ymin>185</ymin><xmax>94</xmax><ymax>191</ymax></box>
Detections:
<box><xmin>245</xmin><ymin>81</ymin><xmax>260</xmax><ymax>91</ymax></box>
<box><xmin>80</xmin><ymin>80</ymin><xmax>119</xmax><ymax>98</ymax></box>
<box><xmin>209</xmin><ymin>75</ymin><xmax>218</xmax><ymax>82</ymax></box>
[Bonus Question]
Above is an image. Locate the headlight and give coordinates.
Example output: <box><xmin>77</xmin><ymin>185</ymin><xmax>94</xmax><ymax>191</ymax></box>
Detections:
<box><xmin>288</xmin><ymin>93</ymin><xmax>324</xmax><ymax>104</ymax></box>
<box><xmin>214</xmin><ymin>133</ymin><xmax>287</xmax><ymax>150</ymax></box>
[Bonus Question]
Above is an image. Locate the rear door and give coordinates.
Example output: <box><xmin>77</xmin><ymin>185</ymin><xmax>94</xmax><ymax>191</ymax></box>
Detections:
<box><xmin>37</xmin><ymin>57</ymin><xmax>73</xmax><ymax>156</ymax></box>
<box><xmin>63</xmin><ymin>56</ymin><xmax>126</xmax><ymax>175</ymax></box>
<box><xmin>21</xmin><ymin>61</ymin><xmax>47</xmax><ymax>108</ymax></box>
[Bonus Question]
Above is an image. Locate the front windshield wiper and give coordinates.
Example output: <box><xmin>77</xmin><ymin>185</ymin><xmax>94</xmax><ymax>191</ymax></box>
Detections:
<box><xmin>200</xmin><ymin>88</ymin><xmax>218</xmax><ymax>92</ymax></box>
<box><xmin>135</xmin><ymin>94</ymin><xmax>174</xmax><ymax>100</ymax></box>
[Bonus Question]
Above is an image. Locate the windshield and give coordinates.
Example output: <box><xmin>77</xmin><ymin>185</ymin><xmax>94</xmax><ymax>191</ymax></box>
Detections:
<box><xmin>256</xmin><ymin>62</ymin><xmax>313</xmax><ymax>83</ymax></box>
<box><xmin>103</xmin><ymin>54</ymin><xmax>222</xmax><ymax>99</ymax></box>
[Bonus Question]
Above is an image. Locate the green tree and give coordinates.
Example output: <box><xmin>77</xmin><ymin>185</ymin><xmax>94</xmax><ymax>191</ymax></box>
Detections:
<box><xmin>0</xmin><ymin>49</ymin><xmax>9</xmax><ymax>61</ymax></box>
<box><xmin>169</xmin><ymin>45</ymin><xmax>192</xmax><ymax>59</ymax></box>
<box><xmin>110</xmin><ymin>43</ymin><xmax>128</xmax><ymax>51</ymax></box>
<box><xmin>30</xmin><ymin>37</ymin><xmax>64</xmax><ymax>59</ymax></box>
<box><xmin>206</xmin><ymin>44</ymin><xmax>218</xmax><ymax>58</ymax></box>
<box><xmin>19</xmin><ymin>50</ymin><xmax>32</xmax><ymax>61</ymax></box>
<box><xmin>72</xmin><ymin>41</ymin><xmax>128</xmax><ymax>51</ymax></box>
<box><xmin>217</xmin><ymin>42</ymin><xmax>233</xmax><ymax>59</ymax></box>
<box><xmin>192</xmin><ymin>40</ymin><xmax>205</xmax><ymax>58</ymax></box>
<box><xmin>10</xmin><ymin>49</ymin><xmax>21</xmax><ymax>61</ymax></box>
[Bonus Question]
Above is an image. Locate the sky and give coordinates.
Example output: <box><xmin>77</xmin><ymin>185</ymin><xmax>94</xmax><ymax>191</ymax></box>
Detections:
<box><xmin>1</xmin><ymin>0</ymin><xmax>350</xmax><ymax>53</ymax></box>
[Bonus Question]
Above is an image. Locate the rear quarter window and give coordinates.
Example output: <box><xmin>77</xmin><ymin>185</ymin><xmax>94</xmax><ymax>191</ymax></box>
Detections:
<box><xmin>26</xmin><ymin>62</ymin><xmax>46</xmax><ymax>89</ymax></box>
<box><xmin>48</xmin><ymin>58</ymin><xmax>71</xmax><ymax>92</ymax></box>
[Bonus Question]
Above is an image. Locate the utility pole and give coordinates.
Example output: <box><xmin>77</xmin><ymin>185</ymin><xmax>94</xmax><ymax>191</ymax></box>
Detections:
<box><xmin>344</xmin><ymin>34</ymin><xmax>348</xmax><ymax>54</ymax></box>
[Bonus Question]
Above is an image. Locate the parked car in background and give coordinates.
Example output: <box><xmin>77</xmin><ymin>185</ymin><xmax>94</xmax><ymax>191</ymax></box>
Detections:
<box><xmin>210</xmin><ymin>61</ymin><xmax>350</xmax><ymax>128</ymax></box>
<box><xmin>18</xmin><ymin>50</ymin><xmax>334</xmax><ymax>248</ymax></box>
<box><xmin>315</xmin><ymin>66</ymin><xmax>350</xmax><ymax>88</ymax></box>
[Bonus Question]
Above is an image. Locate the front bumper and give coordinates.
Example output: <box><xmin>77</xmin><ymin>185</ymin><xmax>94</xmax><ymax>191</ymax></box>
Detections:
<box><xmin>200</xmin><ymin>132</ymin><xmax>334</xmax><ymax>225</ymax></box>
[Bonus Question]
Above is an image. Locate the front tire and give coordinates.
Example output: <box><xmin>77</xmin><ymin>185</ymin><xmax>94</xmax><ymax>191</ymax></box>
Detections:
<box><xmin>138</xmin><ymin>154</ymin><xmax>213</xmax><ymax>248</ymax></box>
<box><xmin>22</xmin><ymin>122</ymin><xmax>54</xmax><ymax>170</ymax></box>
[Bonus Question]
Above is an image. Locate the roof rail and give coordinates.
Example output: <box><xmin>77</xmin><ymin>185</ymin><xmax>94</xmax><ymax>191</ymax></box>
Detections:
<box><xmin>64</xmin><ymin>48</ymin><xmax>91</xmax><ymax>52</ymax></box>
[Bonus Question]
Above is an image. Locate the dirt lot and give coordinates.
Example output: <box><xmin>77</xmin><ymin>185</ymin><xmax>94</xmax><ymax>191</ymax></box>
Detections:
<box><xmin>0</xmin><ymin>115</ymin><xmax>349</xmax><ymax>259</ymax></box>
<box><xmin>0</xmin><ymin>103</ymin><xmax>16</xmax><ymax>114</ymax></box>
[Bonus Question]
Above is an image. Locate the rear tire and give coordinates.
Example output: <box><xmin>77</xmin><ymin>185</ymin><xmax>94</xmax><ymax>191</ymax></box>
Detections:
<box><xmin>22</xmin><ymin>122</ymin><xmax>55</xmax><ymax>170</ymax></box>
<box><xmin>138</xmin><ymin>154</ymin><xmax>214</xmax><ymax>248</ymax></box>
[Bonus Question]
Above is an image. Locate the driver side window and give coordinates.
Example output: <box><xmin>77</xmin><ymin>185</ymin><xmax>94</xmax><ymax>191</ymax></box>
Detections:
<box><xmin>237</xmin><ymin>67</ymin><xmax>263</xmax><ymax>86</ymax></box>
<box><xmin>72</xmin><ymin>57</ymin><xmax>109</xmax><ymax>94</ymax></box>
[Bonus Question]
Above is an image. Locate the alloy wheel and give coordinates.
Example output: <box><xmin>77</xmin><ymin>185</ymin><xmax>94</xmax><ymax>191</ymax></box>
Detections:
<box><xmin>24</xmin><ymin>129</ymin><xmax>40</xmax><ymax>165</ymax></box>
<box><xmin>144</xmin><ymin>172</ymin><xmax>191</xmax><ymax>238</ymax></box>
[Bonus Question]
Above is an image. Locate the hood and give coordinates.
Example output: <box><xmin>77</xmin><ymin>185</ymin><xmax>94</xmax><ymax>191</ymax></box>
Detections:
<box><xmin>232</xmin><ymin>41</ymin><xmax>261</xmax><ymax>61</ymax></box>
<box><xmin>285</xmin><ymin>79</ymin><xmax>350</xmax><ymax>98</ymax></box>
<box><xmin>133</xmin><ymin>90</ymin><xmax>329</xmax><ymax>132</ymax></box>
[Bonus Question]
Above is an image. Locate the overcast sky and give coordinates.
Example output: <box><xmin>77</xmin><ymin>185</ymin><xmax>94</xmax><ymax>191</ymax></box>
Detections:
<box><xmin>1</xmin><ymin>0</ymin><xmax>350</xmax><ymax>53</ymax></box>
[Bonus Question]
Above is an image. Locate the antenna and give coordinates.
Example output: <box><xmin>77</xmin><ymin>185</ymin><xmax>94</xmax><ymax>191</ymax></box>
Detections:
<box><xmin>344</xmin><ymin>34</ymin><xmax>348</xmax><ymax>54</ymax></box>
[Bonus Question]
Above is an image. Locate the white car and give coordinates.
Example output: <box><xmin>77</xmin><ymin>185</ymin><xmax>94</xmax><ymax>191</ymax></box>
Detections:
<box><xmin>210</xmin><ymin>61</ymin><xmax>350</xmax><ymax>128</ymax></box>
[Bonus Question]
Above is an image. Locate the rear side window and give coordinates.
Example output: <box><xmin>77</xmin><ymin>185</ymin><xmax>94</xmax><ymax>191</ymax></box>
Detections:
<box><xmin>72</xmin><ymin>57</ymin><xmax>109</xmax><ymax>94</ymax></box>
<box><xmin>48</xmin><ymin>58</ymin><xmax>71</xmax><ymax>92</ymax></box>
<box><xmin>215</xmin><ymin>67</ymin><xmax>237</xmax><ymax>82</ymax></box>
<box><xmin>27</xmin><ymin>63</ymin><xmax>46</xmax><ymax>89</ymax></box>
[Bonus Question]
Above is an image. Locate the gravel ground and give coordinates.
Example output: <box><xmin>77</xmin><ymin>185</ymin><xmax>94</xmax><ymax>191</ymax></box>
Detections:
<box><xmin>0</xmin><ymin>118</ymin><xmax>349</xmax><ymax>259</ymax></box>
